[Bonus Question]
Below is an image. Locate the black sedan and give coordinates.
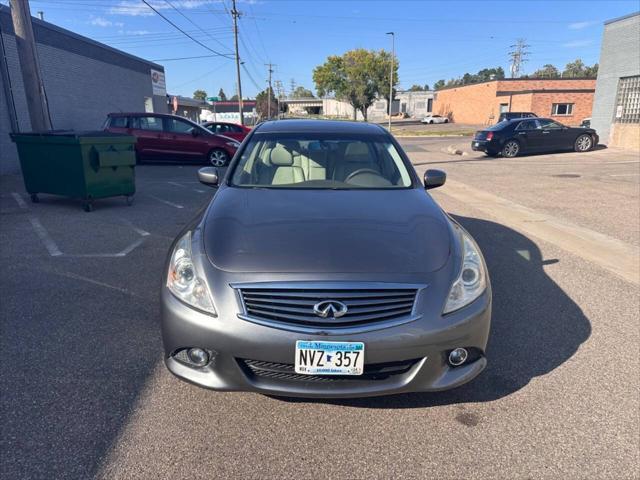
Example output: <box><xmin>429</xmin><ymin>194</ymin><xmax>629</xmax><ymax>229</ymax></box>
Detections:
<box><xmin>472</xmin><ymin>118</ymin><xmax>599</xmax><ymax>157</ymax></box>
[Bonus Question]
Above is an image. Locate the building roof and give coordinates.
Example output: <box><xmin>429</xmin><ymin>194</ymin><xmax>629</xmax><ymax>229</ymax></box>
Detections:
<box><xmin>435</xmin><ymin>77</ymin><xmax>596</xmax><ymax>92</ymax></box>
<box><xmin>0</xmin><ymin>4</ymin><xmax>164</xmax><ymax>74</ymax></box>
<box><xmin>255</xmin><ymin>119</ymin><xmax>386</xmax><ymax>135</ymax></box>
<box><xmin>604</xmin><ymin>11</ymin><xmax>640</xmax><ymax>25</ymax></box>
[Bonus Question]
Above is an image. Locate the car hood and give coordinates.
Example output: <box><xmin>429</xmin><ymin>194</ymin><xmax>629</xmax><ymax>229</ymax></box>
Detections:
<box><xmin>203</xmin><ymin>187</ymin><xmax>451</xmax><ymax>274</ymax></box>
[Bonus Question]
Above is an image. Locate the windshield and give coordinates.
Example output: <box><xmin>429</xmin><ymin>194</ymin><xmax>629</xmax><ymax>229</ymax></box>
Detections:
<box><xmin>229</xmin><ymin>134</ymin><xmax>413</xmax><ymax>189</ymax></box>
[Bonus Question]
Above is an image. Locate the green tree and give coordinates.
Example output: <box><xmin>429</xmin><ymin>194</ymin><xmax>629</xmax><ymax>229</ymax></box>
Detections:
<box><xmin>255</xmin><ymin>88</ymin><xmax>278</xmax><ymax>119</ymax></box>
<box><xmin>585</xmin><ymin>63</ymin><xmax>599</xmax><ymax>77</ymax></box>
<box><xmin>313</xmin><ymin>49</ymin><xmax>398</xmax><ymax>121</ymax></box>
<box><xmin>433</xmin><ymin>79</ymin><xmax>446</xmax><ymax>90</ymax></box>
<box><xmin>192</xmin><ymin>89</ymin><xmax>207</xmax><ymax>101</ymax></box>
<box><xmin>424</xmin><ymin>84</ymin><xmax>430</xmax><ymax>91</ymax></box>
<box><xmin>532</xmin><ymin>64</ymin><xmax>560</xmax><ymax>78</ymax></box>
<box><xmin>562</xmin><ymin>59</ymin><xmax>597</xmax><ymax>78</ymax></box>
<box><xmin>217</xmin><ymin>88</ymin><xmax>227</xmax><ymax>101</ymax></box>
<box><xmin>408</xmin><ymin>84</ymin><xmax>425</xmax><ymax>91</ymax></box>
<box><xmin>292</xmin><ymin>86</ymin><xmax>315</xmax><ymax>98</ymax></box>
<box><xmin>229</xmin><ymin>94</ymin><xmax>239</xmax><ymax>101</ymax></box>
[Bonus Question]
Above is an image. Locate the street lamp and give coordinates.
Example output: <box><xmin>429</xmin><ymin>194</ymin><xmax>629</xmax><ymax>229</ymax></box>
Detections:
<box><xmin>386</xmin><ymin>31</ymin><xmax>395</xmax><ymax>132</ymax></box>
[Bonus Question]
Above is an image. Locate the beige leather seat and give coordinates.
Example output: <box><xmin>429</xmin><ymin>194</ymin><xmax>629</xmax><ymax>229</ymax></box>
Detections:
<box><xmin>265</xmin><ymin>144</ymin><xmax>305</xmax><ymax>185</ymax></box>
<box><xmin>334</xmin><ymin>142</ymin><xmax>380</xmax><ymax>182</ymax></box>
<box><xmin>277</xmin><ymin>141</ymin><xmax>327</xmax><ymax>182</ymax></box>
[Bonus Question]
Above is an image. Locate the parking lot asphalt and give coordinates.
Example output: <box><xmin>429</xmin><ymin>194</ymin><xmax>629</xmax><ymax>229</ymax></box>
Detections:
<box><xmin>1</xmin><ymin>140</ymin><xmax>638</xmax><ymax>479</ymax></box>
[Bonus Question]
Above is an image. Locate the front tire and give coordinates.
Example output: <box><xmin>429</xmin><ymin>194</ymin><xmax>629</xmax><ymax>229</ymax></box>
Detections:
<box><xmin>574</xmin><ymin>134</ymin><xmax>593</xmax><ymax>152</ymax></box>
<box><xmin>444</xmin><ymin>119</ymin><xmax>449</xmax><ymax>123</ymax></box>
<box><xmin>209</xmin><ymin>148</ymin><xmax>229</xmax><ymax>167</ymax></box>
<box><xmin>501</xmin><ymin>140</ymin><xmax>520</xmax><ymax>158</ymax></box>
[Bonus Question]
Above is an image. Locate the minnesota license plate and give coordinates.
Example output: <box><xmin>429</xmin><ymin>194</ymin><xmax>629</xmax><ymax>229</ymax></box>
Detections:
<box><xmin>474</xmin><ymin>141</ymin><xmax>480</xmax><ymax>147</ymax></box>
<box><xmin>295</xmin><ymin>341</ymin><xmax>364</xmax><ymax>375</ymax></box>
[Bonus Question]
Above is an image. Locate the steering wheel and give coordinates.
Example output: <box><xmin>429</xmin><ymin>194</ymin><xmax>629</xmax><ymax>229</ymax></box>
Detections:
<box><xmin>345</xmin><ymin>168</ymin><xmax>381</xmax><ymax>183</ymax></box>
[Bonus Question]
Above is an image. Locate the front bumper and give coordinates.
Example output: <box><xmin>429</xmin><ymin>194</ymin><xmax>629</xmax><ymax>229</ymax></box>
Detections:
<box><xmin>161</xmin><ymin>287</ymin><xmax>491</xmax><ymax>398</ymax></box>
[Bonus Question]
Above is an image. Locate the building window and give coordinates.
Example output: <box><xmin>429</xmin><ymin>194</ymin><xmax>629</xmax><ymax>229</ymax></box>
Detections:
<box><xmin>615</xmin><ymin>75</ymin><xmax>640</xmax><ymax>123</ymax></box>
<box><xmin>499</xmin><ymin>103</ymin><xmax>509</xmax><ymax>113</ymax></box>
<box><xmin>427</xmin><ymin>98</ymin><xmax>433</xmax><ymax>112</ymax></box>
<box><xmin>552</xmin><ymin>103</ymin><xmax>574</xmax><ymax>116</ymax></box>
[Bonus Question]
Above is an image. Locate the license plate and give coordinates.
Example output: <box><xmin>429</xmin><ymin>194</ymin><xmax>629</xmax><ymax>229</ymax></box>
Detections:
<box><xmin>474</xmin><ymin>141</ymin><xmax>480</xmax><ymax>147</ymax></box>
<box><xmin>295</xmin><ymin>341</ymin><xmax>364</xmax><ymax>375</ymax></box>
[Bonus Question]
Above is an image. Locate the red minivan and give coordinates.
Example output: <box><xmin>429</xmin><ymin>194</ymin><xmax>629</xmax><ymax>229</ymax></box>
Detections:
<box><xmin>201</xmin><ymin>121</ymin><xmax>251</xmax><ymax>142</ymax></box>
<box><xmin>104</xmin><ymin>113</ymin><xmax>241</xmax><ymax>166</ymax></box>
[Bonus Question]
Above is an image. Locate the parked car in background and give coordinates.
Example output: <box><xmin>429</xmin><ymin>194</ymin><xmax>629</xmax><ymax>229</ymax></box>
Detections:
<box><xmin>472</xmin><ymin>118</ymin><xmax>598</xmax><ymax>158</ymax></box>
<box><xmin>581</xmin><ymin>118</ymin><xmax>592</xmax><ymax>128</ymax></box>
<box><xmin>421</xmin><ymin>114</ymin><xmax>449</xmax><ymax>124</ymax></box>
<box><xmin>104</xmin><ymin>113</ymin><xmax>240</xmax><ymax>166</ymax></box>
<box><xmin>497</xmin><ymin>112</ymin><xmax>537</xmax><ymax>122</ymax></box>
<box><xmin>161</xmin><ymin>119</ymin><xmax>492</xmax><ymax>398</ymax></box>
<box><xmin>202</xmin><ymin>121</ymin><xmax>251</xmax><ymax>142</ymax></box>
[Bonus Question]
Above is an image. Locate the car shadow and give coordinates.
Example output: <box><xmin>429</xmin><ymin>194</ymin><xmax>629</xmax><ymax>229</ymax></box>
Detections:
<box><xmin>279</xmin><ymin>215</ymin><xmax>592</xmax><ymax>408</ymax></box>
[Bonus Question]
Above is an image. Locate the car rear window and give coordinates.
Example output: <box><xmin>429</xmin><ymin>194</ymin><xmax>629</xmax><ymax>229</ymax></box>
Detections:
<box><xmin>131</xmin><ymin>116</ymin><xmax>163</xmax><ymax>131</ymax></box>
<box><xmin>109</xmin><ymin>116</ymin><xmax>128</xmax><ymax>128</ymax></box>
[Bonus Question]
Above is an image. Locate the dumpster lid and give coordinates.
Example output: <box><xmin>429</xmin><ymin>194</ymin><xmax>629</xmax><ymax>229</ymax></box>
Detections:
<box><xmin>12</xmin><ymin>130</ymin><xmax>131</xmax><ymax>138</ymax></box>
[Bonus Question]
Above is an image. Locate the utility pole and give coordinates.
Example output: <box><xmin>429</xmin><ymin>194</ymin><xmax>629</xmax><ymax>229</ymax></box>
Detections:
<box><xmin>231</xmin><ymin>0</ymin><xmax>243</xmax><ymax>125</ymax></box>
<box><xmin>10</xmin><ymin>0</ymin><xmax>52</xmax><ymax>132</ymax></box>
<box><xmin>289</xmin><ymin>78</ymin><xmax>296</xmax><ymax>98</ymax></box>
<box><xmin>265</xmin><ymin>62</ymin><xmax>274</xmax><ymax>119</ymax></box>
<box><xmin>509</xmin><ymin>38</ymin><xmax>530</xmax><ymax>78</ymax></box>
<box><xmin>386</xmin><ymin>32</ymin><xmax>395</xmax><ymax>131</ymax></box>
<box><xmin>274</xmin><ymin>79</ymin><xmax>284</xmax><ymax>119</ymax></box>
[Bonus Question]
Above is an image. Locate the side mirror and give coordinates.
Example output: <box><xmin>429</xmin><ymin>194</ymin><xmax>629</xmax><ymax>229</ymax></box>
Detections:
<box><xmin>198</xmin><ymin>167</ymin><xmax>219</xmax><ymax>187</ymax></box>
<box><xmin>424</xmin><ymin>169</ymin><xmax>446</xmax><ymax>190</ymax></box>
<box><xmin>191</xmin><ymin>129</ymin><xmax>200</xmax><ymax>137</ymax></box>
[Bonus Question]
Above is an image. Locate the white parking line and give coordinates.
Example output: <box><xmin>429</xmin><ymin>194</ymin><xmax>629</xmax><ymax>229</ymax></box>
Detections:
<box><xmin>28</xmin><ymin>217</ymin><xmax>62</xmax><ymax>257</ymax></box>
<box><xmin>11</xmin><ymin>192</ymin><xmax>27</xmax><ymax>209</ymax></box>
<box><xmin>193</xmin><ymin>189</ymin><xmax>205</xmax><ymax>193</ymax></box>
<box><xmin>146</xmin><ymin>194</ymin><xmax>184</xmax><ymax>209</ymax></box>
<box><xmin>610</xmin><ymin>173</ymin><xmax>640</xmax><ymax>177</ymax></box>
<box><xmin>167</xmin><ymin>181</ymin><xmax>184</xmax><ymax>188</ymax></box>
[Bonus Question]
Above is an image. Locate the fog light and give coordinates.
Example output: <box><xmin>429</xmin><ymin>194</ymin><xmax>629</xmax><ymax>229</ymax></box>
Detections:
<box><xmin>448</xmin><ymin>348</ymin><xmax>468</xmax><ymax>366</ymax></box>
<box><xmin>187</xmin><ymin>348</ymin><xmax>209</xmax><ymax>367</ymax></box>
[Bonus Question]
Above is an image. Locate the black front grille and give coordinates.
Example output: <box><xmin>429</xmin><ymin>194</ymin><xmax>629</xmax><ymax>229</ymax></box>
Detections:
<box><xmin>238</xmin><ymin>287</ymin><xmax>417</xmax><ymax>328</ymax></box>
<box><xmin>239</xmin><ymin>358</ymin><xmax>419</xmax><ymax>383</ymax></box>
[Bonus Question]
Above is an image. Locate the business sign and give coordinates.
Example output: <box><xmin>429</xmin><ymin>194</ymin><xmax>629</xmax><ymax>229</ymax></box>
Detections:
<box><xmin>615</xmin><ymin>105</ymin><xmax>623</xmax><ymax>118</ymax></box>
<box><xmin>151</xmin><ymin>69</ymin><xmax>166</xmax><ymax>96</ymax></box>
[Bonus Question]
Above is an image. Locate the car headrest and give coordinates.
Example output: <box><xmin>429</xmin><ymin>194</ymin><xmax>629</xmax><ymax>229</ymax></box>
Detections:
<box><xmin>270</xmin><ymin>145</ymin><xmax>294</xmax><ymax>166</ymax></box>
<box><xmin>344</xmin><ymin>142</ymin><xmax>369</xmax><ymax>158</ymax></box>
<box><xmin>279</xmin><ymin>140</ymin><xmax>301</xmax><ymax>155</ymax></box>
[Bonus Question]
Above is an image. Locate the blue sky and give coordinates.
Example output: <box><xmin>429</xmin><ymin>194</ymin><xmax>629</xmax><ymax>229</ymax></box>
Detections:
<box><xmin>8</xmin><ymin>0</ymin><xmax>640</xmax><ymax>98</ymax></box>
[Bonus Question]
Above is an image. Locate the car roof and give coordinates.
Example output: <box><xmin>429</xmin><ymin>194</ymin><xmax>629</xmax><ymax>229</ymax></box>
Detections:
<box><xmin>254</xmin><ymin>119</ymin><xmax>387</xmax><ymax>135</ymax></box>
<box><xmin>108</xmin><ymin>112</ymin><xmax>186</xmax><ymax>119</ymax></box>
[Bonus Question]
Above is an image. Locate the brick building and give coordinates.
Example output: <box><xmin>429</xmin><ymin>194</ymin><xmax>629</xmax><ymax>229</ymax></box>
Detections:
<box><xmin>0</xmin><ymin>5</ymin><xmax>168</xmax><ymax>174</ymax></box>
<box><xmin>433</xmin><ymin>78</ymin><xmax>596</xmax><ymax>126</ymax></box>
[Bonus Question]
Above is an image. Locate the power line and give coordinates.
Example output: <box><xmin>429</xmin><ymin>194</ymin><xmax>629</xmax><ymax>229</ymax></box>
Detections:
<box><xmin>241</xmin><ymin>63</ymin><xmax>262</xmax><ymax>91</ymax></box>
<box><xmin>152</xmin><ymin>54</ymin><xmax>222</xmax><ymax>62</ymax></box>
<box><xmin>162</xmin><ymin>0</ymin><xmax>233</xmax><ymax>54</ymax></box>
<box><xmin>141</xmin><ymin>0</ymin><xmax>234</xmax><ymax>59</ymax></box>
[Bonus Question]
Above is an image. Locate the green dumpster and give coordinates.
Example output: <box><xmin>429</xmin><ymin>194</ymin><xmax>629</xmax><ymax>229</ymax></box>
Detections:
<box><xmin>11</xmin><ymin>131</ymin><xmax>137</xmax><ymax>212</ymax></box>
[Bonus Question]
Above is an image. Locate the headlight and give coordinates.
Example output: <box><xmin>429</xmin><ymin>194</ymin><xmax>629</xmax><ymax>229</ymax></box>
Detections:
<box><xmin>226</xmin><ymin>141</ymin><xmax>240</xmax><ymax>148</ymax></box>
<box><xmin>167</xmin><ymin>231</ymin><xmax>216</xmax><ymax>315</ymax></box>
<box><xmin>443</xmin><ymin>229</ymin><xmax>487</xmax><ymax>314</ymax></box>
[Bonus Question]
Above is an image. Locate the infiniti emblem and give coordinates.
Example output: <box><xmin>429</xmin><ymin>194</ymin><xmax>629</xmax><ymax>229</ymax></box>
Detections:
<box><xmin>313</xmin><ymin>300</ymin><xmax>348</xmax><ymax>318</ymax></box>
